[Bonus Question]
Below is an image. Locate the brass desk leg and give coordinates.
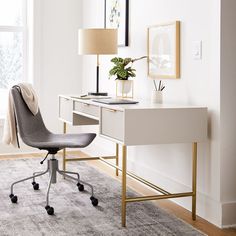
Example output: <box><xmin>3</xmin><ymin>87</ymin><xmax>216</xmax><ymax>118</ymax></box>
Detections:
<box><xmin>192</xmin><ymin>142</ymin><xmax>197</xmax><ymax>220</ymax></box>
<box><xmin>116</xmin><ymin>143</ymin><xmax>119</xmax><ymax>176</ymax></box>
<box><xmin>121</xmin><ymin>145</ymin><xmax>127</xmax><ymax>227</ymax></box>
<box><xmin>63</xmin><ymin>122</ymin><xmax>67</xmax><ymax>172</ymax></box>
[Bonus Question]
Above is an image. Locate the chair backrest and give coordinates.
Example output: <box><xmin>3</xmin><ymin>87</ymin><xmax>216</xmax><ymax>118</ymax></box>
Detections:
<box><xmin>11</xmin><ymin>86</ymin><xmax>50</xmax><ymax>145</ymax></box>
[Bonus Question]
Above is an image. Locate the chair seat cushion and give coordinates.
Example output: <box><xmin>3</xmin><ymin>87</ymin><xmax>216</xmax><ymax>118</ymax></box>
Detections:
<box><xmin>24</xmin><ymin>133</ymin><xmax>96</xmax><ymax>150</ymax></box>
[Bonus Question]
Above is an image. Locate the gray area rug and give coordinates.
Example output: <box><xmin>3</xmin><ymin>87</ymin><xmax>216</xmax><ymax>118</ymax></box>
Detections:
<box><xmin>0</xmin><ymin>157</ymin><xmax>204</xmax><ymax>236</ymax></box>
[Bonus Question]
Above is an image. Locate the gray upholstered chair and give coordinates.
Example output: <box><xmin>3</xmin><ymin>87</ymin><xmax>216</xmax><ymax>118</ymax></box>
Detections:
<box><xmin>9</xmin><ymin>86</ymin><xmax>98</xmax><ymax>215</ymax></box>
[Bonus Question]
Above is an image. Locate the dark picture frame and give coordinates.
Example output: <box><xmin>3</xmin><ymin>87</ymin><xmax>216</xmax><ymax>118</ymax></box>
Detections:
<box><xmin>104</xmin><ymin>0</ymin><xmax>129</xmax><ymax>47</ymax></box>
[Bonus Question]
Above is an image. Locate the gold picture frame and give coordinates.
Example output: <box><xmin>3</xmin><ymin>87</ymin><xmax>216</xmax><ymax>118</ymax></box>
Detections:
<box><xmin>147</xmin><ymin>21</ymin><xmax>180</xmax><ymax>79</ymax></box>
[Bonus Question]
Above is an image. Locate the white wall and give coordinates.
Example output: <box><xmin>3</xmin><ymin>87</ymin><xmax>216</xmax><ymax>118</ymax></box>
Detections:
<box><xmin>82</xmin><ymin>0</ymin><xmax>224</xmax><ymax>227</ymax></box>
<box><xmin>220</xmin><ymin>0</ymin><xmax>236</xmax><ymax>226</ymax></box>
<box><xmin>0</xmin><ymin>0</ymin><xmax>84</xmax><ymax>154</ymax></box>
<box><xmin>39</xmin><ymin>0</ymin><xmax>83</xmax><ymax>132</ymax></box>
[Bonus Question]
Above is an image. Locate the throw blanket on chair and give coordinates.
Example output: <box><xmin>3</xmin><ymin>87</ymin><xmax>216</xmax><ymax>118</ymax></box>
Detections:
<box><xmin>2</xmin><ymin>83</ymin><xmax>39</xmax><ymax>147</ymax></box>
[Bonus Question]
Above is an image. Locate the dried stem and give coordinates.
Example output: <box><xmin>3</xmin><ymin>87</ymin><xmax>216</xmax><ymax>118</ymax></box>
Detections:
<box><xmin>131</xmin><ymin>56</ymin><xmax>147</xmax><ymax>63</ymax></box>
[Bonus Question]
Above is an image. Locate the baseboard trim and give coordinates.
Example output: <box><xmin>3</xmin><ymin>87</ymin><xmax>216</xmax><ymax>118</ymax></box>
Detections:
<box><xmin>222</xmin><ymin>224</ymin><xmax>236</xmax><ymax>229</ymax></box>
<box><xmin>0</xmin><ymin>150</ymin><xmax>45</xmax><ymax>157</ymax></box>
<box><xmin>0</xmin><ymin>149</ymin><xmax>83</xmax><ymax>158</ymax></box>
<box><xmin>221</xmin><ymin>201</ymin><xmax>236</xmax><ymax>227</ymax></box>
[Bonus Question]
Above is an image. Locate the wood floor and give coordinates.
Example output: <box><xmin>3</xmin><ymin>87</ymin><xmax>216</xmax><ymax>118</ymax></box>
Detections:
<box><xmin>1</xmin><ymin>151</ymin><xmax>236</xmax><ymax>236</ymax></box>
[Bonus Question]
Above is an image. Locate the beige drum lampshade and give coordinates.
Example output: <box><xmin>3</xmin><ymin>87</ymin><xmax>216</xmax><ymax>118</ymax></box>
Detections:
<box><xmin>78</xmin><ymin>28</ymin><xmax>118</xmax><ymax>55</ymax></box>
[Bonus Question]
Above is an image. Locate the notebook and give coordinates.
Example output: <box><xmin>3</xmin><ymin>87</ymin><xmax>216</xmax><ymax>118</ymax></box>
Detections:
<box><xmin>70</xmin><ymin>95</ymin><xmax>111</xmax><ymax>100</ymax></box>
<box><xmin>92</xmin><ymin>98</ymin><xmax>139</xmax><ymax>105</ymax></box>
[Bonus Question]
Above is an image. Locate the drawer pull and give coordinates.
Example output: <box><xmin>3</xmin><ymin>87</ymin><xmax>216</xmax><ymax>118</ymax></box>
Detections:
<box><xmin>104</xmin><ymin>108</ymin><xmax>117</xmax><ymax>113</ymax></box>
<box><xmin>83</xmin><ymin>103</ymin><xmax>90</xmax><ymax>106</ymax></box>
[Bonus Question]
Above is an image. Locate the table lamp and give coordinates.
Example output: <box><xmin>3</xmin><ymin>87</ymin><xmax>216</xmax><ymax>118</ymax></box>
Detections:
<box><xmin>78</xmin><ymin>28</ymin><xmax>118</xmax><ymax>96</ymax></box>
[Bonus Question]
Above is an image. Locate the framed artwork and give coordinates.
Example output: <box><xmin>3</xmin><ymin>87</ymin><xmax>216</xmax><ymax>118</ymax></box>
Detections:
<box><xmin>104</xmin><ymin>0</ymin><xmax>129</xmax><ymax>47</ymax></box>
<box><xmin>147</xmin><ymin>21</ymin><xmax>180</xmax><ymax>79</ymax></box>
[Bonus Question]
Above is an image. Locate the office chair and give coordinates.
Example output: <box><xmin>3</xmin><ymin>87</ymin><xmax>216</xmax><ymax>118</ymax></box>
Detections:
<box><xmin>9</xmin><ymin>86</ymin><xmax>98</xmax><ymax>215</ymax></box>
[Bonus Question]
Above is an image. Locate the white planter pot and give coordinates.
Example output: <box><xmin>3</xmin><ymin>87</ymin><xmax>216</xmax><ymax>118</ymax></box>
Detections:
<box><xmin>116</xmin><ymin>80</ymin><xmax>133</xmax><ymax>98</ymax></box>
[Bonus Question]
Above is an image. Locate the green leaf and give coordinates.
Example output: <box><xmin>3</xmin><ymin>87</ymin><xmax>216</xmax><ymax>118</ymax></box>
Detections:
<box><xmin>111</xmin><ymin>57</ymin><xmax>124</xmax><ymax>65</ymax></box>
<box><xmin>111</xmin><ymin>57</ymin><xmax>118</xmax><ymax>63</ymax></box>
<box><xmin>117</xmin><ymin>70</ymin><xmax>128</xmax><ymax>79</ymax></box>
<box><xmin>109</xmin><ymin>66</ymin><xmax>120</xmax><ymax>75</ymax></box>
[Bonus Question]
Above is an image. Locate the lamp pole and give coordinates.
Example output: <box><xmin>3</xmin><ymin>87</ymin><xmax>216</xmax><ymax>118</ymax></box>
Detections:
<box><xmin>88</xmin><ymin>54</ymin><xmax>107</xmax><ymax>96</ymax></box>
<box><xmin>96</xmin><ymin>54</ymin><xmax>99</xmax><ymax>94</ymax></box>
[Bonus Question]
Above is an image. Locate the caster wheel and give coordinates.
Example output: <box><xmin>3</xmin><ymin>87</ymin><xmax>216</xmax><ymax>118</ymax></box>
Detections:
<box><xmin>90</xmin><ymin>196</ymin><xmax>98</xmax><ymax>206</ymax></box>
<box><xmin>32</xmin><ymin>182</ymin><xmax>39</xmax><ymax>190</ymax></box>
<box><xmin>9</xmin><ymin>194</ymin><xmax>18</xmax><ymax>204</ymax></box>
<box><xmin>45</xmin><ymin>205</ymin><xmax>54</xmax><ymax>215</ymax></box>
<box><xmin>77</xmin><ymin>183</ymin><xmax>84</xmax><ymax>192</ymax></box>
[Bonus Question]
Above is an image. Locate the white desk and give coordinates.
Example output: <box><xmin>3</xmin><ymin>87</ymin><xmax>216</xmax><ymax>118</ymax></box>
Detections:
<box><xmin>58</xmin><ymin>95</ymin><xmax>208</xmax><ymax>227</ymax></box>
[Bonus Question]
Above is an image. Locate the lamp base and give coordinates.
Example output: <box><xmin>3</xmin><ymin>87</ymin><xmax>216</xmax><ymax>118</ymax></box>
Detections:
<box><xmin>88</xmin><ymin>92</ymin><xmax>108</xmax><ymax>96</ymax></box>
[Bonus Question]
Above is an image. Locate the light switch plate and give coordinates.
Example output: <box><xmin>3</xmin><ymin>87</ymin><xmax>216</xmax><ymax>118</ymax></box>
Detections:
<box><xmin>192</xmin><ymin>40</ymin><xmax>202</xmax><ymax>60</ymax></box>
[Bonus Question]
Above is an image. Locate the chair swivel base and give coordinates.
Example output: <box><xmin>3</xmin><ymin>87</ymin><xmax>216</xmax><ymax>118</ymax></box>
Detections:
<box><xmin>9</xmin><ymin>155</ymin><xmax>98</xmax><ymax>215</ymax></box>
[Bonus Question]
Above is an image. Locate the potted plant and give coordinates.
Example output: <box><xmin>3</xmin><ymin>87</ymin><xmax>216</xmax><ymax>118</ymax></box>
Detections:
<box><xmin>109</xmin><ymin>56</ymin><xmax>146</xmax><ymax>97</ymax></box>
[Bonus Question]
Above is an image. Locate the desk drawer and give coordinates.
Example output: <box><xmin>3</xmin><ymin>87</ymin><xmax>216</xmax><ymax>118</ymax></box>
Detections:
<box><xmin>100</xmin><ymin>108</ymin><xmax>124</xmax><ymax>141</ymax></box>
<box><xmin>59</xmin><ymin>97</ymin><xmax>73</xmax><ymax>122</ymax></box>
<box><xmin>74</xmin><ymin>102</ymin><xmax>99</xmax><ymax>118</ymax></box>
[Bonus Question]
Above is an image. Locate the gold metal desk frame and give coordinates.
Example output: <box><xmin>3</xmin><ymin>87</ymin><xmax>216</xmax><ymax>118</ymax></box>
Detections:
<box><xmin>60</xmin><ymin>95</ymin><xmax>206</xmax><ymax>227</ymax></box>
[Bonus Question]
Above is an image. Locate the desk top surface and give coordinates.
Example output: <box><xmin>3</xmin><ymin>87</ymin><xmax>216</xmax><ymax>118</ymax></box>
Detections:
<box><xmin>59</xmin><ymin>94</ymin><xmax>208</xmax><ymax>111</ymax></box>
